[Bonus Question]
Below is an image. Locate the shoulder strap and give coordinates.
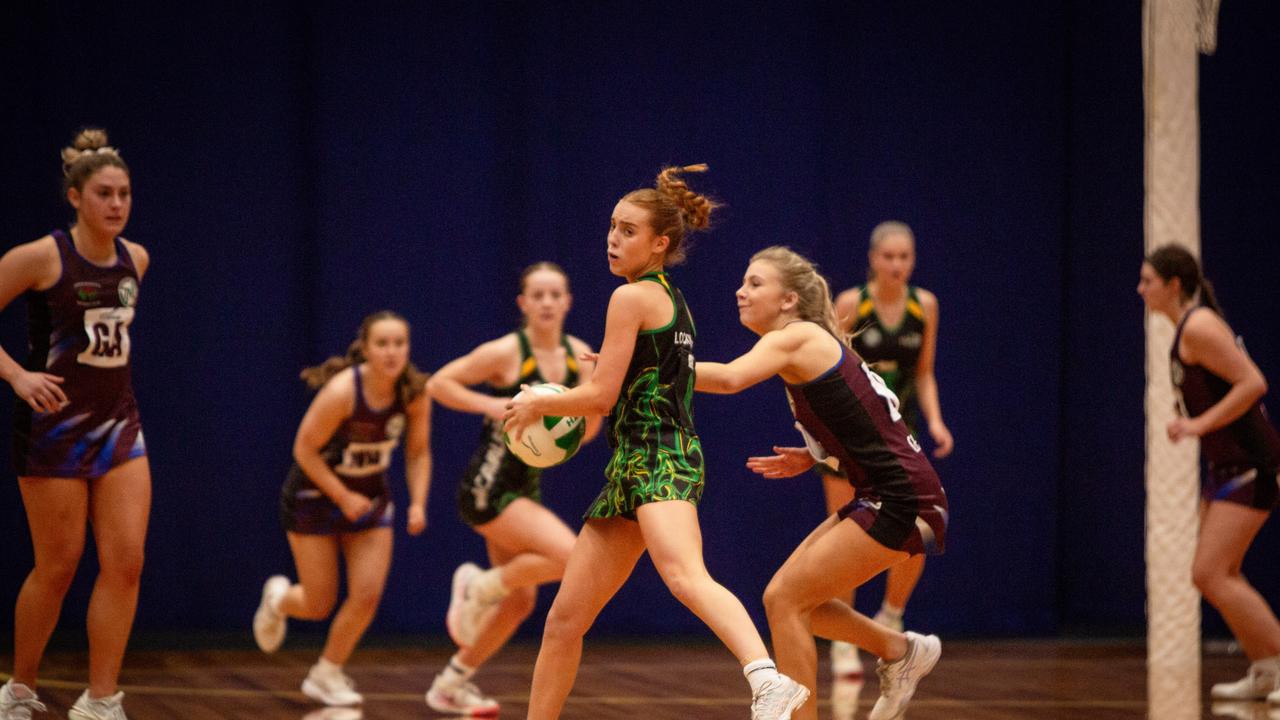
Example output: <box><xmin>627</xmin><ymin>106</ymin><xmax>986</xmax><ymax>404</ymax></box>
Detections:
<box><xmin>351</xmin><ymin>365</ymin><xmax>367</xmax><ymax>415</ymax></box>
<box><xmin>1171</xmin><ymin>306</ymin><xmax>1202</xmax><ymax>349</ymax></box>
<box><xmin>114</xmin><ymin>237</ymin><xmax>138</xmax><ymax>273</ymax></box>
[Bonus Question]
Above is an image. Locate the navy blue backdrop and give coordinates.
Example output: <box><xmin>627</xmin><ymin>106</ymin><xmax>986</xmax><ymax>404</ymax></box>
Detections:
<box><xmin>1</xmin><ymin>2</ymin><xmax>1276</xmax><ymax>646</ymax></box>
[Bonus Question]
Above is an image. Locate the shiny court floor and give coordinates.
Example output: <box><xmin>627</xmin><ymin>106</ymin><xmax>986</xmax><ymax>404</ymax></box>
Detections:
<box><xmin>0</xmin><ymin>639</ymin><xmax>1268</xmax><ymax>719</ymax></box>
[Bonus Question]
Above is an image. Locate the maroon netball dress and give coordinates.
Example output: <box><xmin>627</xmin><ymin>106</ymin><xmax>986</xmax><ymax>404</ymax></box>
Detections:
<box><xmin>786</xmin><ymin>334</ymin><xmax>948</xmax><ymax>555</ymax></box>
<box><xmin>279</xmin><ymin>365</ymin><xmax>406</xmax><ymax>534</ymax></box>
<box><xmin>13</xmin><ymin>229</ymin><xmax>145</xmax><ymax>478</ymax></box>
<box><xmin>1171</xmin><ymin>307</ymin><xmax>1280</xmax><ymax>509</ymax></box>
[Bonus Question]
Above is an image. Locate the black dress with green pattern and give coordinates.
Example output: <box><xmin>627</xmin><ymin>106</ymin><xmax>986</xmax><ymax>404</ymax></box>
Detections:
<box><xmin>457</xmin><ymin>329</ymin><xmax>579</xmax><ymax>526</ymax></box>
<box><xmin>586</xmin><ymin>272</ymin><xmax>704</xmax><ymax>520</ymax></box>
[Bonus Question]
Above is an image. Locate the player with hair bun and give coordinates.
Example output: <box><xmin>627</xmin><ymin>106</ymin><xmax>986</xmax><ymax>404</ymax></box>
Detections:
<box><xmin>504</xmin><ymin>166</ymin><xmax>808</xmax><ymax>720</ymax></box>
<box><xmin>1</xmin><ymin>128</ymin><xmax>151</xmax><ymax>720</ymax></box>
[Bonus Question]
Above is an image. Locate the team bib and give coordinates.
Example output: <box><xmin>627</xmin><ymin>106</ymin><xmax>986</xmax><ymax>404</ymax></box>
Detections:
<box><xmin>77</xmin><ymin>306</ymin><xmax>134</xmax><ymax>368</ymax></box>
<box><xmin>336</xmin><ymin>439</ymin><xmax>398</xmax><ymax>477</ymax></box>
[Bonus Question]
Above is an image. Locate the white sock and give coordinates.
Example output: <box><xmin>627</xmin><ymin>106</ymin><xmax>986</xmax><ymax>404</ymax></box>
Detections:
<box><xmin>440</xmin><ymin>654</ymin><xmax>477</xmax><ymax>686</ymax></box>
<box><xmin>879</xmin><ymin>602</ymin><xmax>904</xmax><ymax>619</ymax></box>
<box><xmin>315</xmin><ymin>657</ymin><xmax>343</xmax><ymax>676</ymax></box>
<box><xmin>471</xmin><ymin>567</ymin><xmax>510</xmax><ymax>605</ymax></box>
<box><xmin>743</xmin><ymin>658</ymin><xmax>780</xmax><ymax>694</ymax></box>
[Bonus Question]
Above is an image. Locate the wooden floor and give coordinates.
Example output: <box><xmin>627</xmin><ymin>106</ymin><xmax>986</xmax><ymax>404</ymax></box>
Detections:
<box><xmin>0</xmin><ymin>639</ymin><xmax>1269</xmax><ymax>719</ymax></box>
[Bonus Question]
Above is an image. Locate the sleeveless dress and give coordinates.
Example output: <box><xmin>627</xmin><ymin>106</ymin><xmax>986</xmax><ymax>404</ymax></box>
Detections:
<box><xmin>587</xmin><ymin>271</ymin><xmax>703</xmax><ymax>520</ymax></box>
<box><xmin>279</xmin><ymin>366</ymin><xmax>407</xmax><ymax>534</ymax></box>
<box><xmin>457</xmin><ymin>329</ymin><xmax>580</xmax><ymax>526</ymax></box>
<box><xmin>13</xmin><ymin>229</ymin><xmax>146</xmax><ymax>478</ymax></box>
<box><xmin>1171</xmin><ymin>307</ymin><xmax>1280</xmax><ymax>509</ymax></box>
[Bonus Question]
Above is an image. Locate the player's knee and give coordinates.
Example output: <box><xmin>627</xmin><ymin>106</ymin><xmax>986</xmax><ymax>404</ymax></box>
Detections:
<box><xmin>33</xmin><ymin>550</ymin><xmax>82</xmax><ymax>594</ymax></box>
<box><xmin>296</xmin><ymin>589</ymin><xmax>338</xmax><ymax>620</ymax></box>
<box><xmin>345</xmin><ymin>583</ymin><xmax>384</xmax><ymax>616</ymax></box>
<box><xmin>762</xmin><ymin>575</ymin><xmax>798</xmax><ymax>617</ymax></box>
<box><xmin>657</xmin><ymin>567</ymin><xmax>700</xmax><ymax>608</ymax></box>
<box><xmin>542</xmin><ymin>601</ymin><xmax>590</xmax><ymax>643</ymax></box>
<box><xmin>1191</xmin><ymin>561</ymin><xmax>1230</xmax><ymax>598</ymax></box>
<box><xmin>549</xmin><ymin>544</ymin><xmax>574</xmax><ymax>577</ymax></box>
<box><xmin>100</xmin><ymin>549</ymin><xmax>145</xmax><ymax>587</ymax></box>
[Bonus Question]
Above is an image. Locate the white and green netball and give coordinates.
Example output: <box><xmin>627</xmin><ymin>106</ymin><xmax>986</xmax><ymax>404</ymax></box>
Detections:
<box><xmin>504</xmin><ymin>383</ymin><xmax>586</xmax><ymax>468</ymax></box>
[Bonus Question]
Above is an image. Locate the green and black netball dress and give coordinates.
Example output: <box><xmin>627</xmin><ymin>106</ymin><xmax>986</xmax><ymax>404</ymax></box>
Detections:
<box><xmin>849</xmin><ymin>285</ymin><xmax>926</xmax><ymax>432</ymax></box>
<box><xmin>457</xmin><ymin>329</ymin><xmax>580</xmax><ymax>526</ymax></box>
<box><xmin>588</xmin><ymin>271</ymin><xmax>704</xmax><ymax>520</ymax></box>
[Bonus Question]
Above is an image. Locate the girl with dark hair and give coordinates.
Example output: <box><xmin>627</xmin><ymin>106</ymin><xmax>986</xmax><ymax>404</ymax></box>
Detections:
<box><xmin>504</xmin><ymin>166</ymin><xmax>807</xmax><ymax>720</ymax></box>
<box><xmin>1</xmin><ymin>128</ymin><xmax>150</xmax><ymax>720</ymax></box>
<box><xmin>696</xmin><ymin>246</ymin><xmax>947</xmax><ymax>720</ymax></box>
<box><xmin>1139</xmin><ymin>244</ymin><xmax>1280</xmax><ymax>703</ymax></box>
<box><xmin>424</xmin><ymin>262</ymin><xmax>600</xmax><ymax>716</ymax></box>
<box><xmin>252</xmin><ymin>311</ymin><xmax>432</xmax><ymax>708</ymax></box>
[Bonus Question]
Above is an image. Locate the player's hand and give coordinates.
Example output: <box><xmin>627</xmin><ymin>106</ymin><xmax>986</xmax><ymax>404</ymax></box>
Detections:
<box><xmin>929</xmin><ymin>421</ymin><xmax>954</xmax><ymax>458</ymax></box>
<box><xmin>503</xmin><ymin>384</ymin><xmax>539</xmax><ymax>442</ymax></box>
<box><xmin>1166</xmin><ymin>416</ymin><xmax>1203</xmax><ymax>442</ymax></box>
<box><xmin>11</xmin><ymin>370</ymin><xmax>68</xmax><ymax>413</ymax></box>
<box><xmin>338</xmin><ymin>490</ymin><xmax>374</xmax><ymax>522</ymax></box>
<box><xmin>406</xmin><ymin>504</ymin><xmax>427</xmax><ymax>536</ymax></box>
<box><xmin>746</xmin><ymin>446</ymin><xmax>817</xmax><ymax>478</ymax></box>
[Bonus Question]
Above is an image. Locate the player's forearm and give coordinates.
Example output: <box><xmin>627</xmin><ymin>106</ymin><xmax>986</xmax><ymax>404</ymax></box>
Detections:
<box><xmin>916</xmin><ymin>373</ymin><xmax>944</xmax><ymax>426</ymax></box>
<box><xmin>406</xmin><ymin>454</ymin><xmax>431</xmax><ymax>508</ymax></box>
<box><xmin>1196</xmin><ymin>374</ymin><xmax>1267</xmax><ymax>435</ymax></box>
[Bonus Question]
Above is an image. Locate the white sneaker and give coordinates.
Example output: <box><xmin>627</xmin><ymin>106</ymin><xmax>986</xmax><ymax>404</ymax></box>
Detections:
<box><xmin>253</xmin><ymin>575</ymin><xmax>290</xmax><ymax>653</ymax></box>
<box><xmin>873</xmin><ymin>609</ymin><xmax>905</xmax><ymax>634</ymax></box>
<box><xmin>831</xmin><ymin>640</ymin><xmax>864</xmax><ymax>678</ymax></box>
<box><xmin>869</xmin><ymin>632</ymin><xmax>941</xmax><ymax>720</ymax></box>
<box><xmin>68</xmin><ymin>691</ymin><xmax>127</xmax><ymax>720</ymax></box>
<box><xmin>0</xmin><ymin>681</ymin><xmax>47</xmax><ymax>720</ymax></box>
<box><xmin>1213</xmin><ymin>660</ymin><xmax>1280</xmax><ymax>701</ymax></box>
<box><xmin>302</xmin><ymin>664</ymin><xmax>363</xmax><ymax>707</ymax></box>
<box><xmin>445</xmin><ymin>563</ymin><xmax>486</xmax><ymax>647</ymax></box>
<box><xmin>425</xmin><ymin>674</ymin><xmax>500</xmax><ymax>716</ymax></box>
<box><xmin>750</xmin><ymin>673</ymin><xmax>810</xmax><ymax>720</ymax></box>
<box><xmin>1270</xmin><ymin>684</ymin><xmax>1280</xmax><ymax>705</ymax></box>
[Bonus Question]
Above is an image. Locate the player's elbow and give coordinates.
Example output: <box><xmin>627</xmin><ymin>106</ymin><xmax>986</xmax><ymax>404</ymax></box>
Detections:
<box><xmin>424</xmin><ymin>374</ymin><xmax>447</xmax><ymax>398</ymax></box>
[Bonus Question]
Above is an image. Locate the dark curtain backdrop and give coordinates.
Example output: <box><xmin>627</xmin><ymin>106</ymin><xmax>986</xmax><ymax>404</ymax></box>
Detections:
<box><xmin>1</xmin><ymin>1</ymin><xmax>1276</xmax><ymax>644</ymax></box>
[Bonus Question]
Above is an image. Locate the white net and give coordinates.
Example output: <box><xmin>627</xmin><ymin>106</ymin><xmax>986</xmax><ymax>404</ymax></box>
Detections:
<box><xmin>1142</xmin><ymin>1</ymin><xmax>1220</xmax><ymax>718</ymax></box>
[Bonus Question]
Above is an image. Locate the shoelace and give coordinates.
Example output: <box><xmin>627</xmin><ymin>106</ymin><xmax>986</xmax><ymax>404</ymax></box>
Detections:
<box><xmin>751</xmin><ymin>678</ymin><xmax>793</xmax><ymax>713</ymax></box>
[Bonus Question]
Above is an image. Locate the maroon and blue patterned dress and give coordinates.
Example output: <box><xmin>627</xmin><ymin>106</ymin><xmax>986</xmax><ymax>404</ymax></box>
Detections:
<box><xmin>279</xmin><ymin>365</ymin><xmax>406</xmax><ymax>535</ymax></box>
<box><xmin>13</xmin><ymin>229</ymin><xmax>145</xmax><ymax>478</ymax></box>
